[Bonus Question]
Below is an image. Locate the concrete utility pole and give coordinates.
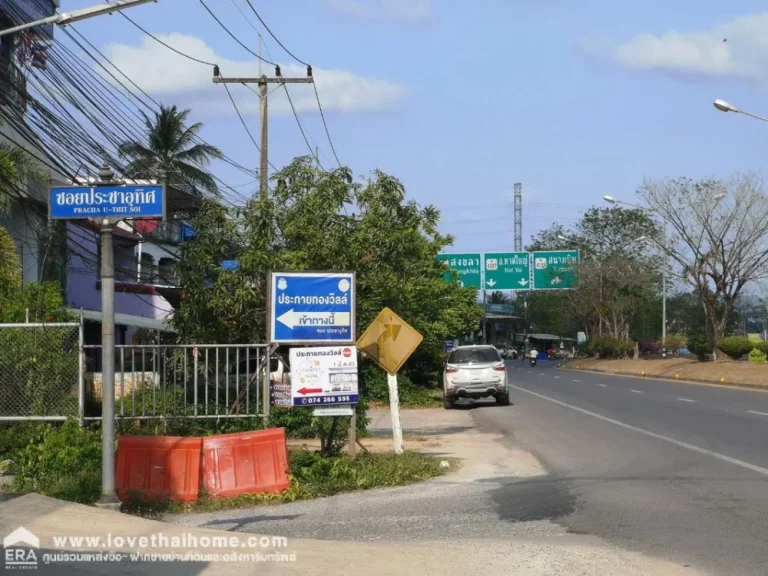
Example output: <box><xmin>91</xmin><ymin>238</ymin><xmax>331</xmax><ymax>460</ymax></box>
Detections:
<box><xmin>213</xmin><ymin>65</ymin><xmax>314</xmax><ymax>200</ymax></box>
<box><xmin>95</xmin><ymin>159</ymin><xmax>120</xmax><ymax>510</ymax></box>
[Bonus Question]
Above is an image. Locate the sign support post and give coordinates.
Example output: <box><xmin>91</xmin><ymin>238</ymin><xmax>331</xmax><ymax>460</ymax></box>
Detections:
<box><xmin>387</xmin><ymin>372</ymin><xmax>404</xmax><ymax>455</ymax></box>
<box><xmin>49</xmin><ymin>158</ymin><xmax>166</xmax><ymax>510</ymax></box>
<box><xmin>95</xmin><ymin>161</ymin><xmax>119</xmax><ymax>510</ymax></box>
<box><xmin>347</xmin><ymin>410</ymin><xmax>357</xmax><ymax>459</ymax></box>
<box><xmin>356</xmin><ymin>307</ymin><xmax>423</xmax><ymax>456</ymax></box>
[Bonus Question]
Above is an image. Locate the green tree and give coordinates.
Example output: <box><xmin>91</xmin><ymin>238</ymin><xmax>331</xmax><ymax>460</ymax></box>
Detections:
<box><xmin>488</xmin><ymin>291</ymin><xmax>509</xmax><ymax>304</ymax></box>
<box><xmin>0</xmin><ymin>224</ymin><xmax>21</xmax><ymax>308</ymax></box>
<box><xmin>118</xmin><ymin>105</ymin><xmax>223</xmax><ymax>194</ymax></box>
<box><xmin>640</xmin><ymin>175</ymin><xmax>768</xmax><ymax>357</ymax></box>
<box><xmin>527</xmin><ymin>207</ymin><xmax>662</xmax><ymax>340</ymax></box>
<box><xmin>174</xmin><ymin>158</ymin><xmax>482</xmax><ymax>387</ymax></box>
<box><xmin>0</xmin><ymin>124</ymin><xmax>44</xmax><ymax>213</ymax></box>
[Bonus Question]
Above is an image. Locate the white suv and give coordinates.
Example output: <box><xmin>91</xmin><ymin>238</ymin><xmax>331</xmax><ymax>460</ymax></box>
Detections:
<box><xmin>442</xmin><ymin>345</ymin><xmax>510</xmax><ymax>409</ymax></box>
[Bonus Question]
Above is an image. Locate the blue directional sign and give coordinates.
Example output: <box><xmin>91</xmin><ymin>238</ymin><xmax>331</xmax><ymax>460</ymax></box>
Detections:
<box><xmin>49</xmin><ymin>185</ymin><xmax>165</xmax><ymax>220</ymax></box>
<box><xmin>270</xmin><ymin>272</ymin><xmax>356</xmax><ymax>344</ymax></box>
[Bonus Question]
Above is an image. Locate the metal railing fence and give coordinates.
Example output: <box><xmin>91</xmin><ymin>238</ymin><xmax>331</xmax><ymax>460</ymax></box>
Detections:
<box><xmin>0</xmin><ymin>319</ymin><xmax>269</xmax><ymax>422</ymax></box>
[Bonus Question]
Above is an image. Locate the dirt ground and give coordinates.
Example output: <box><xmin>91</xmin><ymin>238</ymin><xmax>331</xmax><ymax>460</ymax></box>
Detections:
<box><xmin>567</xmin><ymin>356</ymin><xmax>768</xmax><ymax>388</ymax></box>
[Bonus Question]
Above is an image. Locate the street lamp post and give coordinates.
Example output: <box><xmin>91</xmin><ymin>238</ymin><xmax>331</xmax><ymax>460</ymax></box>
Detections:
<box><xmin>0</xmin><ymin>0</ymin><xmax>156</xmax><ymax>38</ymax></box>
<box><xmin>713</xmin><ymin>99</ymin><xmax>768</xmax><ymax>123</ymax></box>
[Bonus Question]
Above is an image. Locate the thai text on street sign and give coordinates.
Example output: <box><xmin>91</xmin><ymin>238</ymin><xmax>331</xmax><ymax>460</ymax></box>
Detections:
<box><xmin>314</xmin><ymin>406</ymin><xmax>354</xmax><ymax>417</ymax></box>
<box><xmin>484</xmin><ymin>252</ymin><xmax>530</xmax><ymax>290</ymax></box>
<box><xmin>49</xmin><ymin>185</ymin><xmax>165</xmax><ymax>220</ymax></box>
<box><xmin>436</xmin><ymin>253</ymin><xmax>482</xmax><ymax>289</ymax></box>
<box><xmin>531</xmin><ymin>250</ymin><xmax>580</xmax><ymax>290</ymax></box>
<box><xmin>269</xmin><ymin>271</ymin><xmax>355</xmax><ymax>344</ymax></box>
<box><xmin>356</xmin><ymin>307</ymin><xmax>423</xmax><ymax>375</ymax></box>
<box><xmin>289</xmin><ymin>346</ymin><xmax>359</xmax><ymax>407</ymax></box>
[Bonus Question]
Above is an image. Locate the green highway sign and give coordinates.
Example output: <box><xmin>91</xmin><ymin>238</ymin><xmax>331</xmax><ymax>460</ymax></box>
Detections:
<box><xmin>484</xmin><ymin>252</ymin><xmax>530</xmax><ymax>290</ymax></box>
<box><xmin>532</xmin><ymin>250</ymin><xmax>580</xmax><ymax>290</ymax></box>
<box><xmin>436</xmin><ymin>253</ymin><xmax>482</xmax><ymax>289</ymax></box>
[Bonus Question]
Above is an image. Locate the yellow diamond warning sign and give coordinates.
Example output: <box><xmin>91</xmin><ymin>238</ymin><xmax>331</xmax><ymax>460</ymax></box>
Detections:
<box><xmin>356</xmin><ymin>307</ymin><xmax>423</xmax><ymax>375</ymax></box>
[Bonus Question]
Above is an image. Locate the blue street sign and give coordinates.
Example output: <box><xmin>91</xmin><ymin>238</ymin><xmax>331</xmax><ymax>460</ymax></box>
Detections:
<box><xmin>270</xmin><ymin>272</ymin><xmax>356</xmax><ymax>344</ymax></box>
<box><xmin>49</xmin><ymin>185</ymin><xmax>165</xmax><ymax>220</ymax></box>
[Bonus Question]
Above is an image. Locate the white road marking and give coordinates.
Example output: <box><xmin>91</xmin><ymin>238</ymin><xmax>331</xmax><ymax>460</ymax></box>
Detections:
<box><xmin>573</xmin><ymin>379</ymin><xmax>582</xmax><ymax>383</ymax></box>
<box><xmin>509</xmin><ymin>384</ymin><xmax>768</xmax><ymax>477</ymax></box>
<box><xmin>539</xmin><ymin>373</ymin><xmax>545</xmax><ymax>376</ymax></box>
<box><xmin>554</xmin><ymin>376</ymin><xmax>560</xmax><ymax>379</ymax></box>
<box><xmin>677</xmin><ymin>398</ymin><xmax>696</xmax><ymax>403</ymax></box>
<box><xmin>747</xmin><ymin>410</ymin><xmax>768</xmax><ymax>417</ymax></box>
<box><xmin>630</xmin><ymin>389</ymin><xmax>643</xmax><ymax>394</ymax></box>
<box><xmin>597</xmin><ymin>384</ymin><xmax>607</xmax><ymax>388</ymax></box>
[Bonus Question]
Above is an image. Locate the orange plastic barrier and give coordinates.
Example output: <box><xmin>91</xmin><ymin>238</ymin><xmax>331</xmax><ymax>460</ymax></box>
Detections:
<box><xmin>116</xmin><ymin>436</ymin><xmax>202</xmax><ymax>503</ymax></box>
<box><xmin>202</xmin><ymin>428</ymin><xmax>290</xmax><ymax>498</ymax></box>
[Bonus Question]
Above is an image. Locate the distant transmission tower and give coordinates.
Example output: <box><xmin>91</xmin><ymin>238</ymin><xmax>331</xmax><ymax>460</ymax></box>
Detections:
<box><xmin>514</xmin><ymin>183</ymin><xmax>522</xmax><ymax>251</ymax></box>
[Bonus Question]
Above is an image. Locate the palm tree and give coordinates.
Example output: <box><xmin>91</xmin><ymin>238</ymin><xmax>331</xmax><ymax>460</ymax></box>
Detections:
<box><xmin>118</xmin><ymin>105</ymin><xmax>223</xmax><ymax>195</ymax></box>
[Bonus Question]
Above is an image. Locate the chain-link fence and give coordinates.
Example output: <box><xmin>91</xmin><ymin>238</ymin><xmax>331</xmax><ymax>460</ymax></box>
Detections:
<box><xmin>0</xmin><ymin>322</ymin><xmax>83</xmax><ymax>421</ymax></box>
<box><xmin>83</xmin><ymin>344</ymin><xmax>270</xmax><ymax>420</ymax></box>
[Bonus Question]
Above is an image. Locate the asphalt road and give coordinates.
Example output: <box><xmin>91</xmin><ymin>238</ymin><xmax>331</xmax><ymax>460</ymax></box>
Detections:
<box><xmin>489</xmin><ymin>360</ymin><xmax>768</xmax><ymax>576</ymax></box>
<box><xmin>170</xmin><ymin>362</ymin><xmax>768</xmax><ymax>575</ymax></box>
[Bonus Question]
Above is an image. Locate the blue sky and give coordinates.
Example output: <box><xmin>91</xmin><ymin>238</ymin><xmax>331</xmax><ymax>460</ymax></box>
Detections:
<box><xmin>61</xmin><ymin>0</ymin><xmax>768</xmax><ymax>252</ymax></box>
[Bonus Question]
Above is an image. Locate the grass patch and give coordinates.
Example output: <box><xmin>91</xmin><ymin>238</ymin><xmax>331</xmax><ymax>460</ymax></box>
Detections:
<box><xmin>123</xmin><ymin>450</ymin><xmax>444</xmax><ymax>516</ymax></box>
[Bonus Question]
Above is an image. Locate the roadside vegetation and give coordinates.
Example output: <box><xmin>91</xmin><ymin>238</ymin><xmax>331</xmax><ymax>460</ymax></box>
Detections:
<box><xmin>0</xmin><ymin>420</ymin><xmax>443</xmax><ymax>511</ymax></box>
<box><xmin>529</xmin><ymin>174</ymin><xmax>768</xmax><ymax>364</ymax></box>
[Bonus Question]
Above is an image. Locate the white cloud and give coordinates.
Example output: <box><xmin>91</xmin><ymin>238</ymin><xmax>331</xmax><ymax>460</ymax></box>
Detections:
<box><xmin>328</xmin><ymin>0</ymin><xmax>431</xmax><ymax>23</ymax></box>
<box><xmin>611</xmin><ymin>13</ymin><xmax>768</xmax><ymax>84</ymax></box>
<box><xmin>101</xmin><ymin>33</ymin><xmax>406</xmax><ymax>116</ymax></box>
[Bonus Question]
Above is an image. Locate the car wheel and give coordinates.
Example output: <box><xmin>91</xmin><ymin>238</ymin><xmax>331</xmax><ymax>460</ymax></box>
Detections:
<box><xmin>443</xmin><ymin>395</ymin><xmax>455</xmax><ymax>410</ymax></box>
<box><xmin>496</xmin><ymin>392</ymin><xmax>510</xmax><ymax>406</ymax></box>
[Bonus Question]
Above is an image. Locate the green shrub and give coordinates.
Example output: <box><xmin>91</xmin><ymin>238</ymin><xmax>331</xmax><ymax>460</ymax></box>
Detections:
<box><xmin>585</xmin><ymin>336</ymin><xmax>634</xmax><ymax>358</ymax></box>
<box><xmin>749</xmin><ymin>348</ymin><xmax>767</xmax><ymax>364</ymax></box>
<box><xmin>361</xmin><ymin>363</ymin><xmax>437</xmax><ymax>407</ymax></box>
<box><xmin>663</xmin><ymin>333</ymin><xmax>686</xmax><ymax>353</ymax></box>
<box><xmin>717</xmin><ymin>336</ymin><xmax>755</xmax><ymax>360</ymax></box>
<box><xmin>686</xmin><ymin>333</ymin><xmax>712</xmax><ymax>361</ymax></box>
<box><xmin>1</xmin><ymin>420</ymin><xmax>101</xmax><ymax>504</ymax></box>
<box><xmin>757</xmin><ymin>341</ymin><xmax>768</xmax><ymax>356</ymax></box>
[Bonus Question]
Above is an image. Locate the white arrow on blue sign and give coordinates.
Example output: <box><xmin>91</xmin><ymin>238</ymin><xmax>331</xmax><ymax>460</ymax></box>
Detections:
<box><xmin>269</xmin><ymin>271</ymin><xmax>356</xmax><ymax>344</ymax></box>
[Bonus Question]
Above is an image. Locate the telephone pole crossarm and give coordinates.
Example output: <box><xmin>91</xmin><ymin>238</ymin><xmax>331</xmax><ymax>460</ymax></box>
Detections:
<box><xmin>213</xmin><ymin>77</ymin><xmax>314</xmax><ymax>84</ymax></box>
<box><xmin>210</xmin><ymin>64</ymin><xmax>313</xmax><ymax>200</ymax></box>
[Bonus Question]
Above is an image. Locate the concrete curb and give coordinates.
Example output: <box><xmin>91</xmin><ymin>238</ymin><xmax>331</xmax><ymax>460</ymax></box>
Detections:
<box><xmin>558</xmin><ymin>364</ymin><xmax>768</xmax><ymax>393</ymax></box>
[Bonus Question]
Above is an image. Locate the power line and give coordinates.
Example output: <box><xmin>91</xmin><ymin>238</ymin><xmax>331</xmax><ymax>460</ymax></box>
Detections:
<box><xmin>118</xmin><ymin>11</ymin><xmax>218</xmax><ymax>67</ymax></box>
<box><xmin>221</xmin><ymin>80</ymin><xmax>261</xmax><ymax>153</ymax></box>
<box><xmin>198</xmin><ymin>0</ymin><xmax>276</xmax><ymax>67</ymax></box>
<box><xmin>64</xmin><ymin>26</ymin><xmax>261</xmax><ymax>196</ymax></box>
<box><xmin>243</xmin><ymin>0</ymin><xmax>308</xmax><ymax>66</ymax></box>
<box><xmin>282</xmin><ymin>83</ymin><xmax>321</xmax><ymax>167</ymax></box>
<box><xmin>241</xmin><ymin>0</ymin><xmax>342</xmax><ymax>167</ymax></box>
<box><xmin>312</xmin><ymin>83</ymin><xmax>341</xmax><ymax>167</ymax></box>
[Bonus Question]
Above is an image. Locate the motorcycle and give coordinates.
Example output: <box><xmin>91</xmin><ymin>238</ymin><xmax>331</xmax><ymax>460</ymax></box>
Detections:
<box><xmin>529</xmin><ymin>357</ymin><xmax>537</xmax><ymax>367</ymax></box>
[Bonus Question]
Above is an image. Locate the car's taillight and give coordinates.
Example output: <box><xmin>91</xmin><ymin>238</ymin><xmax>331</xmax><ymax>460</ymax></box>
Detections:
<box><xmin>493</xmin><ymin>363</ymin><xmax>506</xmax><ymax>372</ymax></box>
<box><xmin>445</xmin><ymin>365</ymin><xmax>459</xmax><ymax>373</ymax></box>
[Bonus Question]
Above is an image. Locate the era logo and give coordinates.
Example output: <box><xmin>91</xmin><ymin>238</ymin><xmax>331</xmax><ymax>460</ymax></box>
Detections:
<box><xmin>3</xmin><ymin>526</ymin><xmax>39</xmax><ymax>570</ymax></box>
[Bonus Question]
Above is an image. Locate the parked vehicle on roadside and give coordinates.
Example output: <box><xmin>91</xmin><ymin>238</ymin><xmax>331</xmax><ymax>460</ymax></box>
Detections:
<box><xmin>442</xmin><ymin>345</ymin><xmax>509</xmax><ymax>409</ymax></box>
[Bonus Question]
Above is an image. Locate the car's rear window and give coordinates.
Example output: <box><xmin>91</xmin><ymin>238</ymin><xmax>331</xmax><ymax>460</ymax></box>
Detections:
<box><xmin>448</xmin><ymin>347</ymin><xmax>501</xmax><ymax>364</ymax></box>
